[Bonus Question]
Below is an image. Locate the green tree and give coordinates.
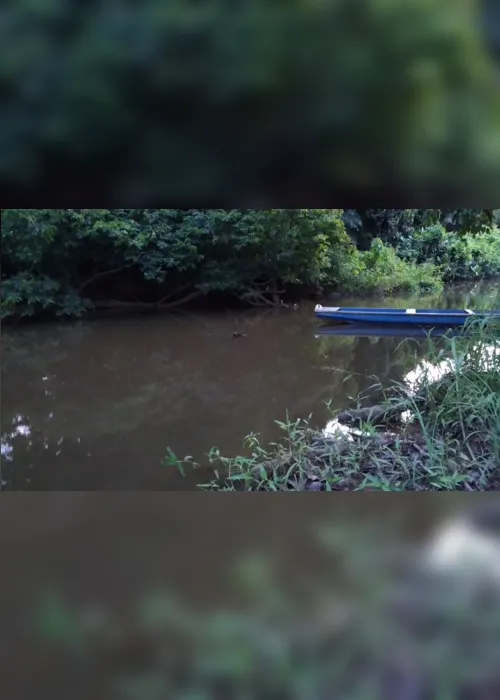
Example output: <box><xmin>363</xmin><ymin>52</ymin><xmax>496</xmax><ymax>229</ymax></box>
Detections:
<box><xmin>1</xmin><ymin>208</ymin><xmax>350</xmax><ymax>317</ymax></box>
<box><xmin>351</xmin><ymin>209</ymin><xmax>495</xmax><ymax>249</ymax></box>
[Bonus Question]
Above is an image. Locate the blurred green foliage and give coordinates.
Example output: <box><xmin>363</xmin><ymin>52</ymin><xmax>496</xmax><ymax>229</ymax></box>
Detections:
<box><xmin>32</xmin><ymin>518</ymin><xmax>500</xmax><ymax>700</ymax></box>
<box><xmin>483</xmin><ymin>0</ymin><xmax>500</xmax><ymax>59</ymax></box>
<box><xmin>2</xmin><ymin>1</ymin><xmax>500</xmax><ymax>202</ymax></box>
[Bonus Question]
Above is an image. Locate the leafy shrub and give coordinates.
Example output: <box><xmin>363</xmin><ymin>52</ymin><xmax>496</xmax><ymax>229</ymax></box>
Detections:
<box><xmin>446</xmin><ymin>228</ymin><xmax>500</xmax><ymax>280</ymax></box>
<box><xmin>396</xmin><ymin>224</ymin><xmax>500</xmax><ymax>280</ymax></box>
<box><xmin>339</xmin><ymin>239</ymin><xmax>442</xmax><ymax>295</ymax></box>
<box><xmin>395</xmin><ymin>224</ymin><xmax>449</xmax><ymax>265</ymax></box>
<box><xmin>0</xmin><ymin>273</ymin><xmax>89</xmax><ymax>318</ymax></box>
<box><xmin>354</xmin><ymin>210</ymin><xmax>494</xmax><ymax>249</ymax></box>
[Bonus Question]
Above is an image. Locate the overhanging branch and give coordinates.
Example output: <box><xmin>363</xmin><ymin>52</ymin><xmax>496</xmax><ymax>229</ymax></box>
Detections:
<box><xmin>79</xmin><ymin>262</ymin><xmax>136</xmax><ymax>292</ymax></box>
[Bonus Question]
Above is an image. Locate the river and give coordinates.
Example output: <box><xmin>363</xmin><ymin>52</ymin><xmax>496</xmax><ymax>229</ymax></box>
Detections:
<box><xmin>1</xmin><ymin>280</ymin><xmax>498</xmax><ymax>490</ymax></box>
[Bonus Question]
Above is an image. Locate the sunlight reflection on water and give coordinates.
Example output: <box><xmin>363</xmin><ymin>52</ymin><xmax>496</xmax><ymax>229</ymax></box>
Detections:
<box><xmin>404</xmin><ymin>343</ymin><xmax>500</xmax><ymax>395</ymax></box>
<box><xmin>1</xmin><ymin>417</ymin><xmax>32</xmax><ymax>462</ymax></box>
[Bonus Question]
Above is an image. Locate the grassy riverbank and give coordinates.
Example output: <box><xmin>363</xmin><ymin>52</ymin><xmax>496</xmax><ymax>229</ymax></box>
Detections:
<box><xmin>169</xmin><ymin>319</ymin><xmax>500</xmax><ymax>491</ymax></box>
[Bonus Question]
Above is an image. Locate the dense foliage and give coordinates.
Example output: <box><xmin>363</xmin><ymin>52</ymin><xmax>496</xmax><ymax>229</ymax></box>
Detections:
<box><xmin>2</xmin><ymin>208</ymin><xmax>498</xmax><ymax>320</ymax></box>
<box><xmin>3</xmin><ymin>1</ymin><xmax>500</xmax><ymax>203</ymax></box>
<box><xmin>340</xmin><ymin>239</ymin><xmax>441</xmax><ymax>295</ymax></box>
<box><xmin>343</xmin><ymin>209</ymin><xmax>495</xmax><ymax>247</ymax></box>
<box><xmin>1</xmin><ymin>209</ymin><xmax>352</xmax><ymax>318</ymax></box>
<box><xmin>343</xmin><ymin>208</ymin><xmax>500</xmax><ymax>282</ymax></box>
<box><xmin>396</xmin><ymin>224</ymin><xmax>500</xmax><ymax>280</ymax></box>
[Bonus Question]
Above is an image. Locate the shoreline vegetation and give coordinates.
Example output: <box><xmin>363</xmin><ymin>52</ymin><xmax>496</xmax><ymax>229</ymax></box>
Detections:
<box><xmin>167</xmin><ymin>318</ymin><xmax>500</xmax><ymax>491</ymax></box>
<box><xmin>2</xmin><ymin>209</ymin><xmax>500</xmax><ymax>322</ymax></box>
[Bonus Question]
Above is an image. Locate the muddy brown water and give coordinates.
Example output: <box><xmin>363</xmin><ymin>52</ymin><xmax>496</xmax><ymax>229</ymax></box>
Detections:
<box><xmin>1</xmin><ymin>280</ymin><xmax>498</xmax><ymax>490</ymax></box>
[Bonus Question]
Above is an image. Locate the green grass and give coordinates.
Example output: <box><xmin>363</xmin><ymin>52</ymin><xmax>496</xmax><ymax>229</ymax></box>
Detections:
<box><xmin>167</xmin><ymin>318</ymin><xmax>500</xmax><ymax>491</ymax></box>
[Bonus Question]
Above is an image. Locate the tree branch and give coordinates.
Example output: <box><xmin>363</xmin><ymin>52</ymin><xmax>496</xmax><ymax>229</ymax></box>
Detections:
<box><xmin>154</xmin><ymin>283</ymin><xmax>196</xmax><ymax>307</ymax></box>
<box><xmin>91</xmin><ymin>300</ymin><xmax>156</xmax><ymax>310</ymax></box>
<box><xmin>90</xmin><ymin>290</ymin><xmax>204</xmax><ymax>312</ymax></box>
<box><xmin>239</xmin><ymin>289</ymin><xmax>283</xmax><ymax>307</ymax></box>
<box><xmin>79</xmin><ymin>263</ymin><xmax>136</xmax><ymax>292</ymax></box>
<box><xmin>156</xmin><ymin>289</ymin><xmax>203</xmax><ymax>309</ymax></box>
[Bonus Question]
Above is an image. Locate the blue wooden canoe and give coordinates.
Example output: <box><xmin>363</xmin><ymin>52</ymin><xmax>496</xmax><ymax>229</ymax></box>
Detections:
<box><xmin>314</xmin><ymin>305</ymin><xmax>500</xmax><ymax>326</ymax></box>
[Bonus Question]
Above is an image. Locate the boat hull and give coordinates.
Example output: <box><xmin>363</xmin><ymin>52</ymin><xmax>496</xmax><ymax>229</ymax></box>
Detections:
<box><xmin>314</xmin><ymin>306</ymin><xmax>500</xmax><ymax>327</ymax></box>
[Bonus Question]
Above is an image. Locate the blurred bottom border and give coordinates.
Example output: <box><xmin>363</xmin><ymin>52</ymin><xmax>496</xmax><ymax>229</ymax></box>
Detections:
<box><xmin>1</xmin><ymin>492</ymin><xmax>499</xmax><ymax>700</ymax></box>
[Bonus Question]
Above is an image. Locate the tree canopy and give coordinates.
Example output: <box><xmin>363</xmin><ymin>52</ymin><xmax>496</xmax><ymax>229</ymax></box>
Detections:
<box><xmin>1</xmin><ymin>208</ymin><xmax>351</xmax><ymax>317</ymax></box>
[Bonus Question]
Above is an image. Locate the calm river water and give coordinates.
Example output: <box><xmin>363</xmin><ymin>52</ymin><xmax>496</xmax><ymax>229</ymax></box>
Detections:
<box><xmin>1</xmin><ymin>280</ymin><xmax>498</xmax><ymax>490</ymax></box>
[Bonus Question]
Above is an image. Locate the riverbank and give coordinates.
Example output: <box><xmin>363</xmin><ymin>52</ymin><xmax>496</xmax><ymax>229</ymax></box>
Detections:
<box><xmin>171</xmin><ymin>319</ymin><xmax>500</xmax><ymax>491</ymax></box>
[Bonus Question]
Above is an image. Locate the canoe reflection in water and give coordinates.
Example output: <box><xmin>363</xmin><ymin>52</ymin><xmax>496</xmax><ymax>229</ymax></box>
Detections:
<box><xmin>315</xmin><ymin>323</ymin><xmax>462</xmax><ymax>339</ymax></box>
